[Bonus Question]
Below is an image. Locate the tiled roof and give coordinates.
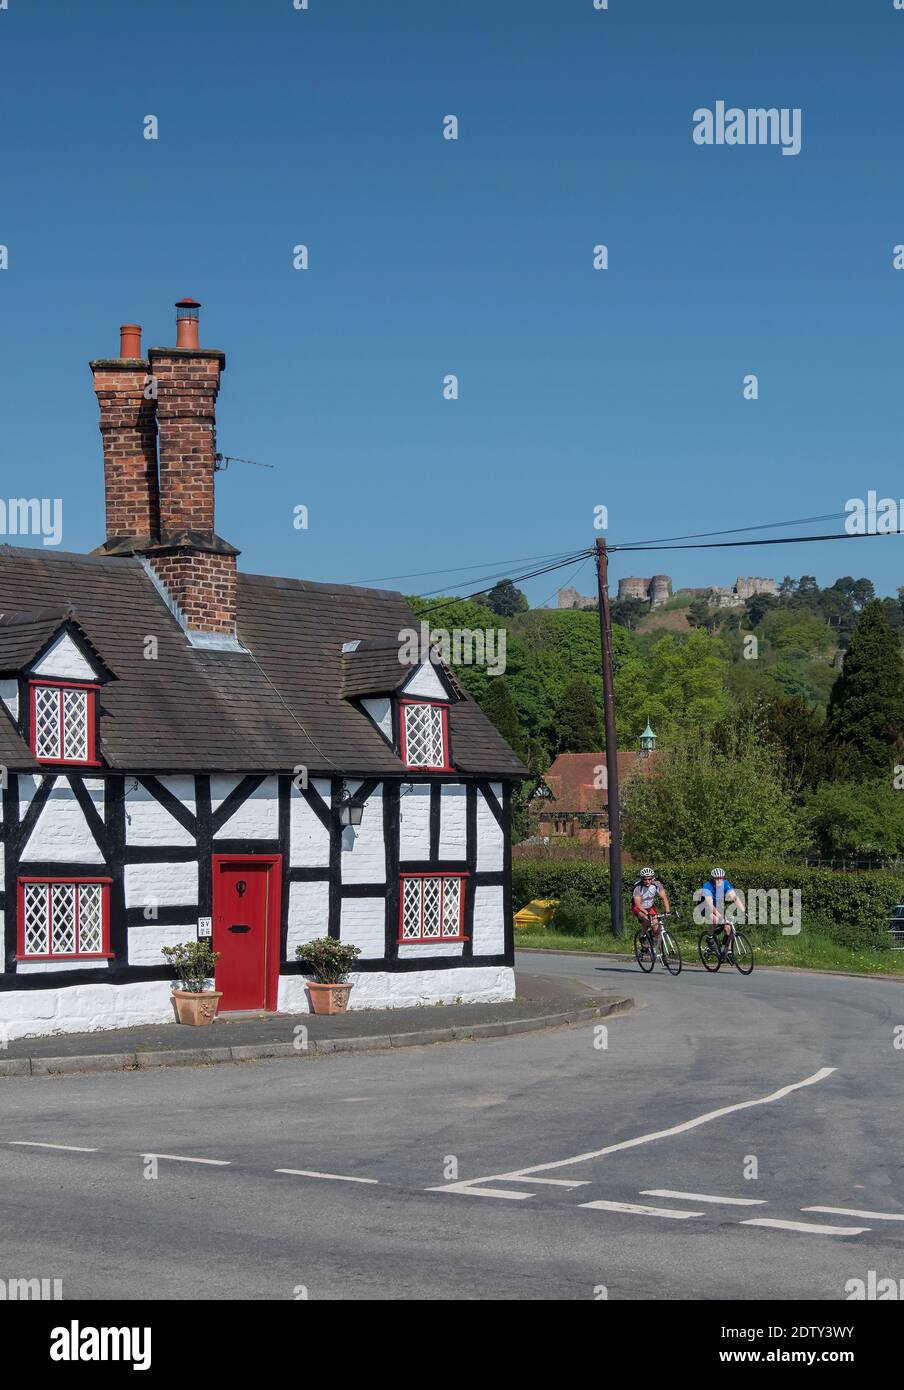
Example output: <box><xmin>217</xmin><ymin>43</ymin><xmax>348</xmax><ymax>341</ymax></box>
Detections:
<box><xmin>0</xmin><ymin>546</ymin><xmax>528</xmax><ymax>778</ymax></box>
<box><xmin>0</xmin><ymin>606</ymin><xmax>114</xmax><ymax>677</ymax></box>
<box><xmin>543</xmin><ymin>750</ymin><xmax>662</xmax><ymax>811</ymax></box>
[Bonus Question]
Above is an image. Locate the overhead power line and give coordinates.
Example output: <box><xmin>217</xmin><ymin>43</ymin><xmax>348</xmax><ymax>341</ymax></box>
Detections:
<box><xmin>610</xmin><ymin>529</ymin><xmax>903</xmax><ymax>554</ymax></box>
<box><xmin>611</xmin><ymin>511</ymin><xmax>851</xmax><ymax>551</ymax></box>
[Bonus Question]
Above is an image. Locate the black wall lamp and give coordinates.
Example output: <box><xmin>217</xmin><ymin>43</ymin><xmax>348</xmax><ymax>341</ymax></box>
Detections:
<box><xmin>337</xmin><ymin>781</ymin><xmax>365</xmax><ymax>827</ymax></box>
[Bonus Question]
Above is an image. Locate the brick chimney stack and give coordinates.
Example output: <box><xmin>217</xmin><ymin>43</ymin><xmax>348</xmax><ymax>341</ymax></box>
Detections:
<box><xmin>145</xmin><ymin>299</ymin><xmax>239</xmax><ymax>639</ymax></box>
<box><xmin>90</xmin><ymin>325</ymin><xmax>160</xmax><ymax>545</ymax></box>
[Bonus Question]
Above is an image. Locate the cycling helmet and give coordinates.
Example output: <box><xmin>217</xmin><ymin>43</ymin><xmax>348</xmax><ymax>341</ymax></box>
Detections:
<box><xmin>710</xmin><ymin>867</ymin><xmax>727</xmax><ymax>880</ymax></box>
<box><xmin>639</xmin><ymin>867</ymin><xmax>656</xmax><ymax>878</ymax></box>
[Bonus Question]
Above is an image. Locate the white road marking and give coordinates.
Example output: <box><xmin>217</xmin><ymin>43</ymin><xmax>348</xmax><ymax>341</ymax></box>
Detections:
<box><xmin>8</xmin><ymin>1141</ymin><xmax>98</xmax><ymax>1153</ymax></box>
<box><xmin>144</xmin><ymin>1153</ymin><xmax>230</xmax><ymax>1166</ymax></box>
<box><xmin>641</xmin><ymin>1189</ymin><xmax>765</xmax><ymax>1206</ymax></box>
<box><xmin>275</xmin><ymin>1168</ymin><xmax>379</xmax><ymax>1185</ymax></box>
<box><xmin>803</xmin><ymin>1206</ymin><xmax>904</xmax><ymax>1223</ymax></box>
<box><xmin>498</xmin><ymin>1177</ymin><xmax>590</xmax><ymax>1188</ymax></box>
<box><xmin>581</xmin><ymin>1199</ymin><xmax>703</xmax><ymax>1220</ymax></box>
<box><xmin>742</xmin><ymin>1218</ymin><xmax>868</xmax><ymax>1236</ymax></box>
<box><xmin>429</xmin><ymin>1067</ymin><xmax>836</xmax><ymax>1195</ymax></box>
<box><xmin>437</xmin><ymin>1185</ymin><xmax>534</xmax><ymax>1200</ymax></box>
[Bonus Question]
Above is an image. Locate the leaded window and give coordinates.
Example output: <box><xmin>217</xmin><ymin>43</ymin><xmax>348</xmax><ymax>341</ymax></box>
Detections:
<box><xmin>401</xmin><ymin>701</ymin><xmax>447</xmax><ymax>769</ymax></box>
<box><xmin>19</xmin><ymin>880</ymin><xmax>109</xmax><ymax>958</ymax></box>
<box><xmin>30</xmin><ymin>683</ymin><xmax>94</xmax><ymax>763</ymax></box>
<box><xmin>400</xmin><ymin>875</ymin><xmax>464</xmax><ymax>943</ymax></box>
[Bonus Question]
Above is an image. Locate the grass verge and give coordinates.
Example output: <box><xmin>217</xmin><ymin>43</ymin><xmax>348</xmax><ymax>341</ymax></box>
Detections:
<box><xmin>515</xmin><ymin>924</ymin><xmax>904</xmax><ymax>976</ymax></box>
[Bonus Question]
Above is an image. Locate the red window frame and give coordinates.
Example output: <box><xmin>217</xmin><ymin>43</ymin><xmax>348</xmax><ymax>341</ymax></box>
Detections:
<box><xmin>28</xmin><ymin>679</ymin><xmax>101</xmax><ymax>766</ymax></box>
<box><xmin>398</xmin><ymin>872</ymin><xmax>467</xmax><ymax>944</ymax></box>
<box><xmin>399</xmin><ymin>700</ymin><xmax>452</xmax><ymax>771</ymax></box>
<box><xmin>16</xmin><ymin>877</ymin><xmax>113</xmax><ymax>961</ymax></box>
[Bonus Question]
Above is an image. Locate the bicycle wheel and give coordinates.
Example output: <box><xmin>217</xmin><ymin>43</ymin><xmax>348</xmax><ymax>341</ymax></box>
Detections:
<box><xmin>661</xmin><ymin>931</ymin><xmax>682</xmax><ymax>975</ymax></box>
<box><xmin>634</xmin><ymin>929</ymin><xmax>655</xmax><ymax>973</ymax></box>
<box><xmin>698</xmin><ymin>930</ymin><xmax>722</xmax><ymax>972</ymax></box>
<box><xmin>729</xmin><ymin>930</ymin><xmax>754</xmax><ymax>975</ymax></box>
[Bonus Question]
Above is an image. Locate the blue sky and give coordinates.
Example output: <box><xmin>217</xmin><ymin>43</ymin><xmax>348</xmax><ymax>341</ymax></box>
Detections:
<box><xmin>2</xmin><ymin>0</ymin><xmax>904</xmax><ymax>605</ymax></box>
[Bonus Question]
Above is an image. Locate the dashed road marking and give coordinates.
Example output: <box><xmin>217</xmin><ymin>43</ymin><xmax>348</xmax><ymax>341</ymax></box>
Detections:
<box><xmin>143</xmin><ymin>1154</ymin><xmax>230</xmax><ymax>1166</ymax></box>
<box><xmin>499</xmin><ymin>1177</ymin><xmax>591</xmax><ymax>1188</ymax></box>
<box><xmin>581</xmin><ymin>1199</ymin><xmax>703</xmax><ymax>1220</ymax></box>
<box><xmin>742</xmin><ymin>1218</ymin><xmax>869</xmax><ymax>1236</ymax></box>
<box><xmin>802</xmin><ymin>1205</ymin><xmax>904</xmax><ymax>1223</ymax></box>
<box><xmin>641</xmin><ymin>1189</ymin><xmax>765</xmax><ymax>1206</ymax></box>
<box><xmin>433</xmin><ymin>1185</ymin><xmax>533</xmax><ymax>1200</ymax></box>
<box><xmin>275</xmin><ymin>1168</ymin><xmax>379</xmax><ymax>1185</ymax></box>
<box><xmin>8</xmin><ymin>1141</ymin><xmax>99</xmax><ymax>1153</ymax></box>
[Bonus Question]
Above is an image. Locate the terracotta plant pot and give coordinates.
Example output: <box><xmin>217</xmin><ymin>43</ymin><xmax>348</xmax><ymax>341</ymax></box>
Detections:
<box><xmin>172</xmin><ymin>990</ymin><xmax>223</xmax><ymax>1026</ymax></box>
<box><xmin>307</xmin><ymin>982</ymin><xmax>353</xmax><ymax>1015</ymax></box>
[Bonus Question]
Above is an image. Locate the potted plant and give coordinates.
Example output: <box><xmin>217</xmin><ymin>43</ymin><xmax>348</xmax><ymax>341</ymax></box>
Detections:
<box><xmin>161</xmin><ymin>940</ymin><xmax>223</xmax><ymax>1025</ymax></box>
<box><xmin>296</xmin><ymin>937</ymin><xmax>361</xmax><ymax>1014</ymax></box>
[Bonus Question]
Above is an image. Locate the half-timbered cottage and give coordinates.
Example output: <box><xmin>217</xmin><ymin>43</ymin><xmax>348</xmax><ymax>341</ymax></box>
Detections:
<box><xmin>0</xmin><ymin>302</ymin><xmax>526</xmax><ymax>1040</ymax></box>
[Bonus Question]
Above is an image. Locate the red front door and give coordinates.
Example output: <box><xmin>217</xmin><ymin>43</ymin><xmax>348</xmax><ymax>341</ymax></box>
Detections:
<box><xmin>212</xmin><ymin>856</ymin><xmax>281</xmax><ymax>1011</ymax></box>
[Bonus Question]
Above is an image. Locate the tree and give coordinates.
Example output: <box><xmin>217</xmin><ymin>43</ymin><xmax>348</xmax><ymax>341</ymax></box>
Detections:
<box><xmin>610</xmin><ymin>597</ymin><xmax>648</xmax><ymax>631</ymax></box>
<box><xmin>827</xmin><ymin>600</ymin><xmax>904</xmax><ymax>772</ymax></box>
<box><xmin>754</xmin><ymin>694</ymin><xmax>854</xmax><ymax>792</ymax></box>
<box><xmin>479</xmin><ymin>678</ymin><xmax>527</xmax><ymax>760</ymax></box>
<box><xmin>687</xmin><ymin>596</ymin><xmax>717</xmax><ymax>630</ymax></box>
<box><xmin>484</xmin><ymin>579</ymin><xmax>528</xmax><ymax>617</ymax></box>
<box><xmin>744</xmin><ymin>591</ymin><xmax>778</xmax><ymax>627</ymax></box>
<box><xmin>552</xmin><ymin>675</ymin><xmax>603</xmax><ymax>753</ymax></box>
<box><xmin>802</xmin><ymin>779</ymin><xmax>904</xmax><ymax>857</ymax></box>
<box><xmin>621</xmin><ymin>724</ymin><xmax>802</xmax><ymax>861</ymax></box>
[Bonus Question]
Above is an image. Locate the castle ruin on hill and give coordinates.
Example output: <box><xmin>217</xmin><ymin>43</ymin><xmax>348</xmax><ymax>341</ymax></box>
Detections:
<box><xmin>557</xmin><ymin>575</ymin><xmax>778</xmax><ymax>611</ymax></box>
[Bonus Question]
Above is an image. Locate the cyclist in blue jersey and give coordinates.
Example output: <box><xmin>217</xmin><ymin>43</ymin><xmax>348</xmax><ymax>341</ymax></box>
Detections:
<box><xmin>698</xmin><ymin>868</ymin><xmax>745</xmax><ymax>958</ymax></box>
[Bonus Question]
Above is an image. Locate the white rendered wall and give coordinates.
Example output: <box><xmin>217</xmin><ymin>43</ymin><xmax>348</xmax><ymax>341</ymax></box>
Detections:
<box><xmin>289</xmin><ymin>783</ymin><xmax>330</xmax><ymax>866</ymax></box>
<box><xmin>20</xmin><ymin>778</ymin><xmax>105</xmax><ymax>864</ymax></box>
<box><xmin>398</xmin><ymin>783</ymin><xmax>430</xmax><ymax>859</ymax></box>
<box><xmin>0</xmin><ymin>678</ymin><xmax>18</xmax><ymax>723</ymax></box>
<box><xmin>397</xmin><ymin>942</ymin><xmax>463</xmax><ymax>959</ymax></box>
<box><xmin>213</xmin><ymin>776</ymin><xmax>278</xmax><ymax>839</ymax></box>
<box><xmin>278</xmin><ymin>965</ymin><xmax>515</xmax><ymax>1014</ymax></box>
<box><xmin>127</xmin><ymin>924</ymin><xmax>200</xmax><ymax>966</ymax></box>
<box><xmin>438</xmin><ymin>784</ymin><xmax>467</xmax><ymax>859</ymax></box>
<box><xmin>402</xmin><ymin>662</ymin><xmax>448</xmax><ymax>700</ymax></box>
<box><xmin>30</xmin><ymin>632</ymin><xmax>97</xmax><ymax>681</ymax></box>
<box><xmin>473</xmin><ymin>884</ymin><xmax>505</xmax><ymax>955</ymax></box>
<box><xmin>361</xmin><ymin>696</ymin><xmax>392</xmax><ymax>741</ymax></box>
<box><xmin>476</xmin><ymin>787</ymin><xmax>505</xmax><ymax>873</ymax></box>
<box><xmin>15</xmin><ymin>958</ymin><xmax>109</xmax><ymax>975</ymax></box>
<box><xmin>125</xmin><ymin>779</ymin><xmax>194</xmax><ymax>847</ymax></box>
<box><xmin>0</xmin><ymin>979</ymin><xmax>177</xmax><ymax>1041</ymax></box>
<box><xmin>124</xmin><ymin>861</ymin><xmax>198</xmax><ymax>909</ymax></box>
<box><xmin>339</xmin><ymin>896</ymin><xmax>385</xmax><ymax>958</ymax></box>
<box><xmin>286</xmin><ymin>879</ymin><xmax>330</xmax><ymax>956</ymax></box>
<box><xmin>341</xmin><ymin>782</ymin><xmax>385</xmax><ymax>883</ymax></box>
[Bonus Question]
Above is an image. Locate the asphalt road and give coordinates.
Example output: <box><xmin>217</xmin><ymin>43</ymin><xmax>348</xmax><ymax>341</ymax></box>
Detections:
<box><xmin>1</xmin><ymin>950</ymin><xmax>902</xmax><ymax>1301</ymax></box>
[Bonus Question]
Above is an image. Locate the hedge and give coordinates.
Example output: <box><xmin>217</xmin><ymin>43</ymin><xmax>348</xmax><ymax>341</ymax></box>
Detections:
<box><xmin>512</xmin><ymin>860</ymin><xmax>904</xmax><ymax>952</ymax></box>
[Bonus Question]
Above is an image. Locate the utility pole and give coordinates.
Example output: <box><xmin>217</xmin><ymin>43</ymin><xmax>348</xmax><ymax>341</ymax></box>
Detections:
<box><xmin>595</xmin><ymin>538</ymin><xmax>623</xmax><ymax>938</ymax></box>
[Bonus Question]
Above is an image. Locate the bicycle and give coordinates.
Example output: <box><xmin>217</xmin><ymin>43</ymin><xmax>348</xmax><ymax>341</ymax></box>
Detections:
<box><xmin>633</xmin><ymin>909</ymin><xmax>682</xmax><ymax>975</ymax></box>
<box><xmin>697</xmin><ymin>921</ymin><xmax>754</xmax><ymax>975</ymax></box>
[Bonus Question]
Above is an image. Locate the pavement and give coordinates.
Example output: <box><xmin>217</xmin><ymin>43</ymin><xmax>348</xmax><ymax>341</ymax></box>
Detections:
<box><xmin>0</xmin><ymin>970</ymin><xmax>631</xmax><ymax>1076</ymax></box>
<box><xmin>1</xmin><ymin>949</ymin><xmax>902</xmax><ymax>1300</ymax></box>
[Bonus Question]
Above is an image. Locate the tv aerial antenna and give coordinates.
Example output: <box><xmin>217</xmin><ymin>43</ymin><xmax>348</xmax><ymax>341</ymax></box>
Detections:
<box><xmin>214</xmin><ymin>453</ymin><xmax>275</xmax><ymax>472</ymax></box>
